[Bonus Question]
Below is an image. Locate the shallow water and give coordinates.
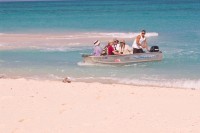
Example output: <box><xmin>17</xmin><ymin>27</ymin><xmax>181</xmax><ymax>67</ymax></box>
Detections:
<box><xmin>0</xmin><ymin>0</ymin><xmax>200</xmax><ymax>89</ymax></box>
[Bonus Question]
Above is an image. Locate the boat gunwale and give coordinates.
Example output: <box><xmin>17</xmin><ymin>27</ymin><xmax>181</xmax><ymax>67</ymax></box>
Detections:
<box><xmin>82</xmin><ymin>51</ymin><xmax>163</xmax><ymax>65</ymax></box>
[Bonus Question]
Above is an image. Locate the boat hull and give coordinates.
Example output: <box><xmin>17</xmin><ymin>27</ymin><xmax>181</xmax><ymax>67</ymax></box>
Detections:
<box><xmin>82</xmin><ymin>52</ymin><xmax>163</xmax><ymax>65</ymax></box>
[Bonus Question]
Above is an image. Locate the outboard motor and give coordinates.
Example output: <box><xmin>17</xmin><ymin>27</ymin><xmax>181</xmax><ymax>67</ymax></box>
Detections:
<box><xmin>150</xmin><ymin>46</ymin><xmax>159</xmax><ymax>52</ymax></box>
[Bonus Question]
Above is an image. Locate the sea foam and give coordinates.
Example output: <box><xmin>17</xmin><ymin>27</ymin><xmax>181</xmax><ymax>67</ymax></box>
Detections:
<box><xmin>116</xmin><ymin>78</ymin><xmax>200</xmax><ymax>90</ymax></box>
<box><xmin>79</xmin><ymin>77</ymin><xmax>200</xmax><ymax>90</ymax></box>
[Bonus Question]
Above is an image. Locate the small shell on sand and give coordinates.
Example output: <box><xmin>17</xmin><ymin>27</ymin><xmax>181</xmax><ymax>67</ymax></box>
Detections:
<box><xmin>62</xmin><ymin>77</ymin><xmax>71</xmax><ymax>83</ymax></box>
<box><xmin>0</xmin><ymin>75</ymin><xmax>6</xmax><ymax>79</ymax></box>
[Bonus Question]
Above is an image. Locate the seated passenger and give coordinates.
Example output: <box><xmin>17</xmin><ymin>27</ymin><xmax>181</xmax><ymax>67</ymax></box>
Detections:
<box><xmin>113</xmin><ymin>38</ymin><xmax>119</xmax><ymax>51</ymax></box>
<box><xmin>93</xmin><ymin>40</ymin><xmax>102</xmax><ymax>56</ymax></box>
<box><xmin>116</xmin><ymin>39</ymin><xmax>132</xmax><ymax>54</ymax></box>
<box><xmin>107</xmin><ymin>40</ymin><xmax>121</xmax><ymax>55</ymax></box>
<box><xmin>101</xmin><ymin>43</ymin><xmax>109</xmax><ymax>55</ymax></box>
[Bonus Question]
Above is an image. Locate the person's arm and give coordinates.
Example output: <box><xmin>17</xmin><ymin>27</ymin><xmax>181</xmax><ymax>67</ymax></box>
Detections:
<box><xmin>126</xmin><ymin>45</ymin><xmax>132</xmax><ymax>53</ymax></box>
<box><xmin>136</xmin><ymin>35</ymin><xmax>142</xmax><ymax>47</ymax></box>
<box><xmin>112</xmin><ymin>50</ymin><xmax>121</xmax><ymax>55</ymax></box>
<box><xmin>142</xmin><ymin>39</ymin><xmax>149</xmax><ymax>51</ymax></box>
<box><xmin>141</xmin><ymin>39</ymin><xmax>147</xmax><ymax>48</ymax></box>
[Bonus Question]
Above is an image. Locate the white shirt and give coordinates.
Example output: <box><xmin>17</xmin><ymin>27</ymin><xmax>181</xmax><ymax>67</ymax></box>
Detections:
<box><xmin>132</xmin><ymin>35</ymin><xmax>146</xmax><ymax>49</ymax></box>
<box><xmin>116</xmin><ymin>44</ymin><xmax>131</xmax><ymax>54</ymax></box>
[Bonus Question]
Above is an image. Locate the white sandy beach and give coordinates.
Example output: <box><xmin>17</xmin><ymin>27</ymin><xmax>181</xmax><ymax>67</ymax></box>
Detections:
<box><xmin>0</xmin><ymin>78</ymin><xmax>200</xmax><ymax>133</ymax></box>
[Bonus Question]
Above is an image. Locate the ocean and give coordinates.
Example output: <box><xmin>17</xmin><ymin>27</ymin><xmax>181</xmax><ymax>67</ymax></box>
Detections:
<box><xmin>0</xmin><ymin>0</ymin><xmax>200</xmax><ymax>89</ymax></box>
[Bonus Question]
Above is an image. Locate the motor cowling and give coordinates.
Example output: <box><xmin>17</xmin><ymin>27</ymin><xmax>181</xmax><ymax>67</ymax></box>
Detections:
<box><xmin>150</xmin><ymin>46</ymin><xmax>159</xmax><ymax>52</ymax></box>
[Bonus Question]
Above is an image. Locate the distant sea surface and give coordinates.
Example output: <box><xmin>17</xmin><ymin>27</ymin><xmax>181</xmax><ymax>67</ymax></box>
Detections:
<box><xmin>0</xmin><ymin>0</ymin><xmax>200</xmax><ymax>89</ymax></box>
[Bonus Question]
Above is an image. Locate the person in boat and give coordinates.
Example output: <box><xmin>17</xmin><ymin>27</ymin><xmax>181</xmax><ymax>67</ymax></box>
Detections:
<box><xmin>116</xmin><ymin>39</ymin><xmax>132</xmax><ymax>54</ymax></box>
<box><xmin>132</xmin><ymin>30</ymin><xmax>149</xmax><ymax>53</ymax></box>
<box><xmin>107</xmin><ymin>40</ymin><xmax>121</xmax><ymax>55</ymax></box>
<box><xmin>113</xmin><ymin>38</ymin><xmax>119</xmax><ymax>51</ymax></box>
<box><xmin>101</xmin><ymin>42</ymin><xmax>109</xmax><ymax>55</ymax></box>
<box><xmin>93</xmin><ymin>40</ymin><xmax>102</xmax><ymax>56</ymax></box>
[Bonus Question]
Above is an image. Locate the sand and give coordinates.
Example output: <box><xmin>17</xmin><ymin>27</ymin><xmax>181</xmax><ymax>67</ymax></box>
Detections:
<box><xmin>0</xmin><ymin>78</ymin><xmax>200</xmax><ymax>133</ymax></box>
<box><xmin>0</xmin><ymin>33</ymin><xmax>136</xmax><ymax>50</ymax></box>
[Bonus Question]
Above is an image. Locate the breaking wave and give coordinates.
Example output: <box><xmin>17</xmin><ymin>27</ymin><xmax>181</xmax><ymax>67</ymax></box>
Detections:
<box><xmin>76</xmin><ymin>77</ymin><xmax>200</xmax><ymax>90</ymax></box>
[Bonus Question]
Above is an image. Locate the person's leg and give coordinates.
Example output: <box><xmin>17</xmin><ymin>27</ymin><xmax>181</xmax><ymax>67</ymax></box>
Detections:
<box><xmin>133</xmin><ymin>48</ymin><xmax>143</xmax><ymax>53</ymax></box>
<box><xmin>133</xmin><ymin>48</ymin><xmax>138</xmax><ymax>54</ymax></box>
<box><xmin>139</xmin><ymin>49</ymin><xmax>144</xmax><ymax>53</ymax></box>
<box><xmin>133</xmin><ymin>48</ymin><xmax>141</xmax><ymax>54</ymax></box>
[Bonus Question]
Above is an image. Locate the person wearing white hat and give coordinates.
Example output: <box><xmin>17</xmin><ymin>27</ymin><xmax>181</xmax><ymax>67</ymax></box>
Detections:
<box><xmin>93</xmin><ymin>40</ymin><xmax>102</xmax><ymax>56</ymax></box>
<box><xmin>116</xmin><ymin>39</ymin><xmax>132</xmax><ymax>54</ymax></box>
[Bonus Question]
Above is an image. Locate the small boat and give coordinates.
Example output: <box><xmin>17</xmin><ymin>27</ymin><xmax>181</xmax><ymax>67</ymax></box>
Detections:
<box><xmin>82</xmin><ymin>46</ymin><xmax>163</xmax><ymax>65</ymax></box>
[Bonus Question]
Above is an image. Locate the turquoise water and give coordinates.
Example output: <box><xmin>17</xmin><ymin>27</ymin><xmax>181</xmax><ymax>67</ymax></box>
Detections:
<box><xmin>0</xmin><ymin>0</ymin><xmax>200</xmax><ymax>89</ymax></box>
